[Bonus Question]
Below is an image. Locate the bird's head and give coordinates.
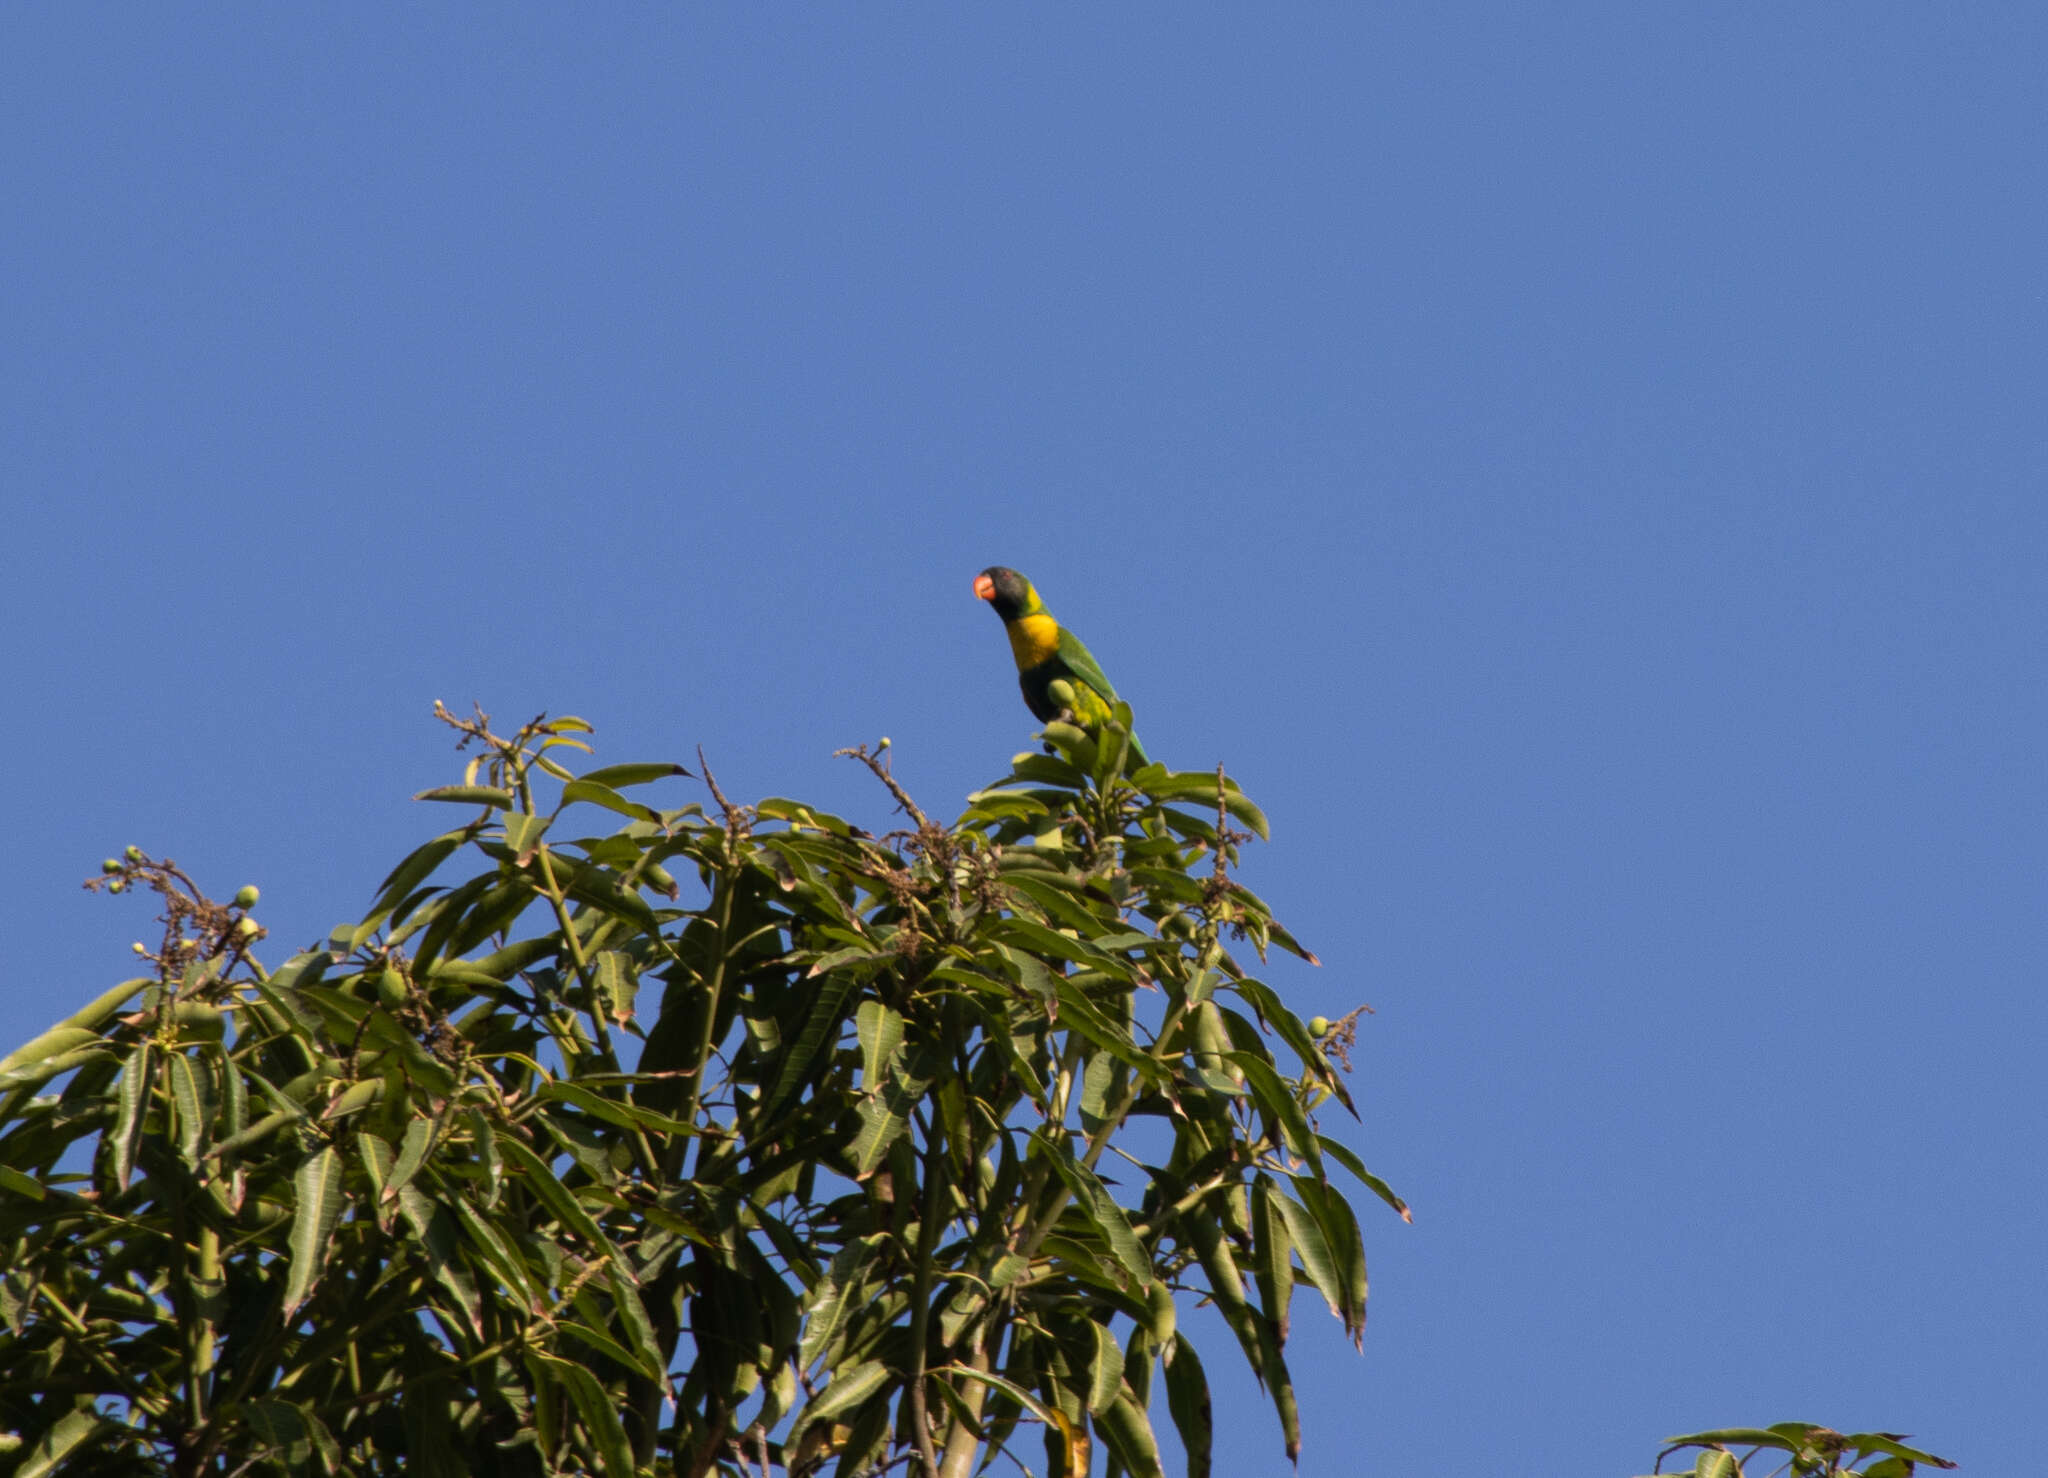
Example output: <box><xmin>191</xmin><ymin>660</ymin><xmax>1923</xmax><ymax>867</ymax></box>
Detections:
<box><xmin>974</xmin><ymin>566</ymin><xmax>1042</xmax><ymax>621</ymax></box>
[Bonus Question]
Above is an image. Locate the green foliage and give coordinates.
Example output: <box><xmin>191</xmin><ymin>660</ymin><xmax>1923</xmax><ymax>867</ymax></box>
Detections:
<box><xmin>1644</xmin><ymin>1425</ymin><xmax>1956</xmax><ymax>1478</ymax></box>
<box><xmin>0</xmin><ymin>704</ymin><xmax>1394</xmax><ymax>1477</ymax></box>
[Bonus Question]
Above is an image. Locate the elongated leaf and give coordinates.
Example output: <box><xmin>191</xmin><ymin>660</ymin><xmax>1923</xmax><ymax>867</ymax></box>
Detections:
<box><xmin>501</xmin><ymin>810</ymin><xmax>551</xmax><ymax>863</ymax></box>
<box><xmin>396</xmin><ymin>1187</ymin><xmax>485</xmax><ymax>1336</ymax></box>
<box><xmin>1316</xmin><ymin>1134</ymin><xmax>1410</xmax><ymax>1222</ymax></box>
<box><xmin>1251</xmin><ymin>1178</ymin><xmax>1295</xmax><ymax>1346</ymax></box>
<box><xmin>165</xmin><ymin>1050</ymin><xmax>208</xmax><ymax>1165</ymax></box>
<box><xmin>1096</xmin><ymin>1389</ymin><xmax>1167</xmax><ymax>1478</ymax></box>
<box><xmin>603</xmin><ymin>1257</ymin><xmax>669</xmax><ymax>1391</ymax></box>
<box><xmin>1140</xmin><ymin>773</ymin><xmax>1269</xmax><ymax>841</ymax></box>
<box><xmin>243</xmin><ymin>1399</ymin><xmax>322</xmax><ymax>1470</ymax></box>
<box><xmin>373</xmin><ymin>830</ymin><xmax>467</xmax><ymax>912</ymax></box>
<box><xmin>1289</xmin><ymin>1174</ymin><xmax>1366</xmax><ymax>1346</ymax></box>
<box><xmin>1042</xmin><ymin>1140</ymin><xmax>1150</xmax><ymax>1284</ymax></box>
<box><xmin>537</xmin><ymin>1081</ymin><xmax>697</xmax><ymax>1137</ymax></box>
<box><xmin>0</xmin><ymin>1027</ymin><xmax>96</xmax><ymax>1081</ymax></box>
<box><xmin>283</xmin><ymin>1144</ymin><xmax>347</xmax><ymax>1318</ymax></box>
<box><xmin>112</xmin><ymin>1041</ymin><xmax>154</xmax><ymax>1191</ymax></box>
<box><xmin>1183</xmin><ymin>1214</ymin><xmax>1263</xmax><ymax>1382</ymax></box>
<box><xmin>496</xmin><ymin>1133</ymin><xmax>609</xmax><ymax>1247</ymax></box>
<box><xmin>799</xmin><ymin>1239</ymin><xmax>876</xmax><ymax>1369</ymax></box>
<box><xmin>796</xmin><ymin>1356</ymin><xmax>893</xmax><ymax>1429</ymax></box>
<box><xmin>855</xmin><ymin>1001</ymin><xmax>904</xmax><ymax>1090</ymax></box>
<box><xmin>1266</xmin><ymin>1185</ymin><xmax>1339</xmax><ymax>1331</ymax></box>
<box><xmin>1162</xmin><ymin>1334</ymin><xmax>1213</xmax><ymax>1478</ymax></box>
<box><xmin>563</xmin><ymin>1316</ymin><xmax>660</xmax><ymax>1380</ymax></box>
<box><xmin>450</xmin><ymin>1195</ymin><xmax>541</xmax><ymax>1304</ymax></box>
<box><xmin>581</xmin><ymin>761</ymin><xmax>691</xmax><ymax>788</ymax></box>
<box><xmin>414</xmin><ymin>784</ymin><xmax>514</xmax><ymax>808</ymax></box>
<box><xmin>993</xmin><ymin>915</ymin><xmax>1126</xmax><ymax>970</ymax></box>
<box><xmin>16</xmin><ymin>1408</ymin><xmax>113</xmax><ymax>1478</ymax></box>
<box><xmin>1232</xmin><ymin>978</ymin><xmax>1354</xmax><ymax>1115</ymax></box>
<box><xmin>532</xmin><ymin>1351</ymin><xmax>636</xmax><ymax>1478</ymax></box>
<box><xmin>851</xmin><ymin>1050</ymin><xmax>933</xmax><ymax>1178</ymax></box>
<box><xmin>561</xmin><ymin>779</ymin><xmax>661</xmax><ymax>824</ymax></box>
<box><xmin>1257</xmin><ymin>1321</ymin><xmax>1301</xmax><ymax>1462</ymax></box>
<box><xmin>1087</xmin><ymin>1319</ymin><xmax>1126</xmax><ymax>1415</ymax></box>
<box><xmin>1226</xmin><ymin>1051</ymin><xmax>1321</xmax><ymax>1176</ymax></box>
<box><xmin>384</xmin><ymin>1116</ymin><xmax>436</xmax><ymax>1203</ymax></box>
<box><xmin>1838</xmin><ymin>1432</ymin><xmax>1957</xmax><ymax>1467</ymax></box>
<box><xmin>358</xmin><ymin>1128</ymin><xmax>394</xmax><ymax>1210</ymax></box>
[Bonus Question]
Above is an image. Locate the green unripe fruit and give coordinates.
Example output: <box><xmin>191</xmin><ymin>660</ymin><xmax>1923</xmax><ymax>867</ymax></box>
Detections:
<box><xmin>107</xmin><ymin>880</ymin><xmax>125</xmax><ymax>893</ymax></box>
<box><xmin>1308</xmin><ymin>1016</ymin><xmax>1329</xmax><ymax>1038</ymax></box>
<box><xmin>375</xmin><ymin>966</ymin><xmax>407</xmax><ymax>1009</ymax></box>
<box><xmin>232</xmin><ymin>884</ymin><xmax>260</xmax><ymax>909</ymax></box>
<box><xmin>234</xmin><ymin>917</ymin><xmax>260</xmax><ymax>939</ymax></box>
<box><xmin>125</xmin><ymin>846</ymin><xmax>143</xmax><ymax>862</ymax></box>
<box><xmin>102</xmin><ymin>858</ymin><xmax>122</xmax><ymax>875</ymax></box>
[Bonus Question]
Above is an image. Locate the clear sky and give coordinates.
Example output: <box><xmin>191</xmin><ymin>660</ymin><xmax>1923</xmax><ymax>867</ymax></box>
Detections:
<box><xmin>5</xmin><ymin>9</ymin><xmax>2042</xmax><ymax>1474</ymax></box>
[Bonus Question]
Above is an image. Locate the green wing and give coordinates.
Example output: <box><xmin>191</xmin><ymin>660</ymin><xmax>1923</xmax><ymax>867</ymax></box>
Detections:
<box><xmin>1055</xmin><ymin>626</ymin><xmax>1122</xmax><ymax>705</ymax></box>
<box><xmin>1051</xmin><ymin>622</ymin><xmax>1150</xmax><ymax>767</ymax></box>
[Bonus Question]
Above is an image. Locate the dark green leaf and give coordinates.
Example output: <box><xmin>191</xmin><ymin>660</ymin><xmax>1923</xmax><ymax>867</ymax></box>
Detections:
<box><xmin>16</xmin><ymin>1408</ymin><xmax>114</xmax><ymax>1478</ymax></box>
<box><xmin>283</xmin><ymin>1144</ymin><xmax>347</xmax><ymax>1317</ymax></box>
<box><xmin>414</xmin><ymin>785</ymin><xmax>515</xmax><ymax>808</ymax></box>
<box><xmin>533</xmin><ymin>1351</ymin><xmax>637</xmax><ymax>1478</ymax></box>
<box><xmin>561</xmin><ymin>779</ymin><xmax>662</xmax><ymax>824</ymax></box>
<box><xmin>1162</xmin><ymin>1334</ymin><xmax>1213</xmax><ymax>1478</ymax></box>
<box><xmin>580</xmin><ymin>762</ymin><xmax>691</xmax><ymax>789</ymax></box>
<box><xmin>1042</xmin><ymin>1140</ymin><xmax>1150</xmax><ymax>1284</ymax></box>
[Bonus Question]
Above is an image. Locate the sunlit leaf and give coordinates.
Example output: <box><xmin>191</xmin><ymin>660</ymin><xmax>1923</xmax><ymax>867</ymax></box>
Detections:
<box><xmin>283</xmin><ymin>1144</ymin><xmax>346</xmax><ymax>1318</ymax></box>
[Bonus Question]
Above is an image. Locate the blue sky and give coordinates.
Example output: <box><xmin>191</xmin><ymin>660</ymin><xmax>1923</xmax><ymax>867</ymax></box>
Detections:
<box><xmin>5</xmin><ymin>8</ymin><xmax>2042</xmax><ymax>1474</ymax></box>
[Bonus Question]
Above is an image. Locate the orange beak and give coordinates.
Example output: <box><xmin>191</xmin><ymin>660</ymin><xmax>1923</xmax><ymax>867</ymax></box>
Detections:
<box><xmin>973</xmin><ymin>573</ymin><xmax>995</xmax><ymax>601</ymax></box>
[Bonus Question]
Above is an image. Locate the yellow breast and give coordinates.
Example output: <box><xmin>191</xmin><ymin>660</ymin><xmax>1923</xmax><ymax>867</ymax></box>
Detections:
<box><xmin>1005</xmin><ymin>613</ymin><xmax>1061</xmax><ymax>669</ymax></box>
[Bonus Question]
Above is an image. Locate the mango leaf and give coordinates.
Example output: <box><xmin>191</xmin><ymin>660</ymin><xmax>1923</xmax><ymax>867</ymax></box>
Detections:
<box><xmin>530</xmin><ymin>1351</ymin><xmax>636</xmax><ymax>1478</ymax></box>
<box><xmin>1095</xmin><ymin>1389</ymin><xmax>1167</xmax><ymax>1478</ymax></box>
<box><xmin>751</xmin><ymin>970</ymin><xmax>858</xmax><ymax>1125</ymax></box>
<box><xmin>1162</xmin><ymin>1333</ymin><xmax>1213</xmax><ymax>1478</ymax></box>
<box><xmin>283</xmin><ymin>1144</ymin><xmax>347</xmax><ymax>1318</ymax></box>
<box><xmin>372</xmin><ymin>831</ymin><xmax>468</xmax><ymax>914</ymax></box>
<box><xmin>502</xmin><ymin>810</ymin><xmax>551</xmax><ymax>864</ymax></box>
<box><xmin>1316</xmin><ymin>1134</ymin><xmax>1410</xmax><ymax>1223</ymax></box>
<box><xmin>851</xmin><ymin>1048</ymin><xmax>935</xmax><ymax>1178</ymax></box>
<box><xmin>581</xmin><ymin>761</ymin><xmax>692</xmax><ymax>789</ymax></box>
<box><xmin>1041</xmin><ymin>1140</ymin><xmax>1150</xmax><ymax>1285</ymax></box>
<box><xmin>1087</xmin><ymin>1319</ymin><xmax>1126</xmax><ymax>1415</ymax></box>
<box><xmin>111</xmin><ymin>1042</ymin><xmax>154</xmax><ymax>1191</ymax></box>
<box><xmin>794</xmin><ymin>1356</ymin><xmax>893</xmax><ymax>1430</ymax></box>
<box><xmin>395</xmin><ymin>1188</ymin><xmax>484</xmax><ymax>1337</ymax></box>
<box><xmin>1226</xmin><ymin>1051</ymin><xmax>1321</xmax><ymax>1176</ymax></box>
<box><xmin>536</xmin><ymin>1081</ymin><xmax>697</xmax><ymax>1137</ymax></box>
<box><xmin>1251</xmin><ymin>1178</ymin><xmax>1295</xmax><ymax>1346</ymax></box>
<box><xmin>496</xmin><ymin>1134</ymin><xmax>609</xmax><ymax>1248</ymax></box>
<box><xmin>1288</xmin><ymin>1174</ymin><xmax>1366</xmax><ymax>1346</ymax></box>
<box><xmin>164</xmin><ymin>1050</ymin><xmax>210</xmax><ymax>1165</ymax></box>
<box><xmin>15</xmin><ymin>1408</ymin><xmax>115</xmax><ymax>1478</ymax></box>
<box><xmin>592</xmin><ymin>950</ymin><xmax>639</xmax><ymax>1023</ymax></box>
<box><xmin>413</xmin><ymin>785</ymin><xmax>514</xmax><ymax>809</ymax></box>
<box><xmin>561</xmin><ymin>779</ymin><xmax>661</xmax><ymax>825</ymax></box>
<box><xmin>855</xmin><ymin>1001</ymin><xmax>904</xmax><ymax>1090</ymax></box>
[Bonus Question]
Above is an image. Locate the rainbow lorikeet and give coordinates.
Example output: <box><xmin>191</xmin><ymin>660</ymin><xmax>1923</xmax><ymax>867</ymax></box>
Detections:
<box><xmin>974</xmin><ymin>566</ymin><xmax>1149</xmax><ymax>766</ymax></box>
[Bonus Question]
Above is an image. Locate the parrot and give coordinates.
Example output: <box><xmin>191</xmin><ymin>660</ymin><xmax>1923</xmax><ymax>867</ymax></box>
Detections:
<box><xmin>974</xmin><ymin>565</ymin><xmax>1149</xmax><ymax>766</ymax></box>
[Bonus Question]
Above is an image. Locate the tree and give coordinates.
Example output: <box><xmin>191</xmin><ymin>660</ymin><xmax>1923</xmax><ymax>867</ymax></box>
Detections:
<box><xmin>0</xmin><ymin>706</ymin><xmax>1954</xmax><ymax>1478</ymax></box>
<box><xmin>0</xmin><ymin>704</ymin><xmax>1390</xmax><ymax>1477</ymax></box>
